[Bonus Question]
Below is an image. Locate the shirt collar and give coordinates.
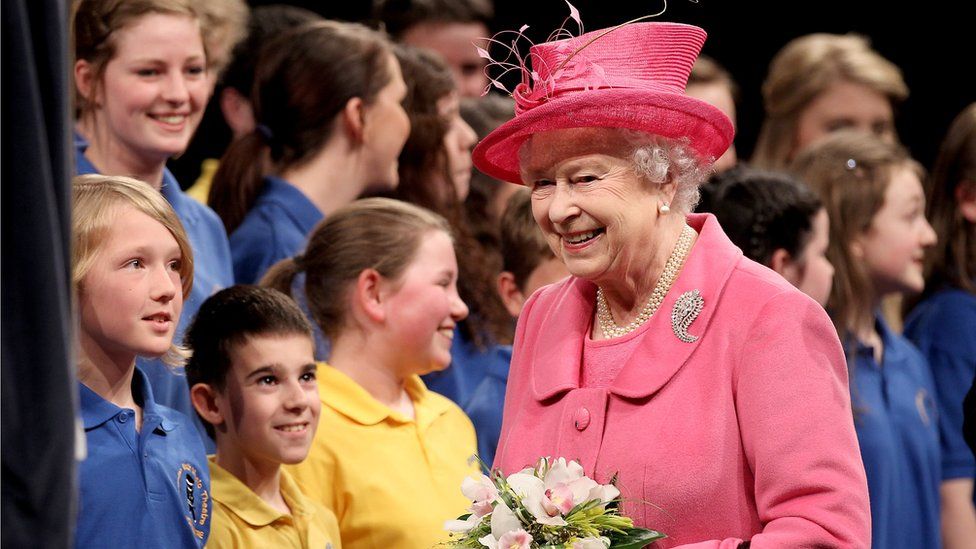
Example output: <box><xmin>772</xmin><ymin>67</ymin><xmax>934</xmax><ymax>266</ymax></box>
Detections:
<box><xmin>318</xmin><ymin>363</ymin><xmax>452</xmax><ymax>429</ymax></box>
<box><xmin>209</xmin><ymin>457</ymin><xmax>307</xmax><ymax>527</ymax></box>
<box><xmin>78</xmin><ymin>367</ymin><xmax>178</xmax><ymax>432</ymax></box>
<box><xmin>259</xmin><ymin>175</ymin><xmax>324</xmax><ymax>235</ymax></box>
<box><xmin>528</xmin><ymin>213</ymin><xmax>742</xmax><ymax>400</ymax></box>
<box><xmin>73</xmin><ymin>137</ymin><xmax>190</xmax><ymax>221</ymax></box>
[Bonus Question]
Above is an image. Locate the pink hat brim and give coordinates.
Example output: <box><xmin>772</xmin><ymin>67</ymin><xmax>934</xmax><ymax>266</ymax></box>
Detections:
<box><xmin>473</xmin><ymin>88</ymin><xmax>735</xmax><ymax>185</ymax></box>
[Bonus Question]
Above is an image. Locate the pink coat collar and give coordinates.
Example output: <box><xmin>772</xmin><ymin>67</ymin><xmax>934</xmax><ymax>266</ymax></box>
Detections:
<box><xmin>528</xmin><ymin>213</ymin><xmax>743</xmax><ymax>400</ymax></box>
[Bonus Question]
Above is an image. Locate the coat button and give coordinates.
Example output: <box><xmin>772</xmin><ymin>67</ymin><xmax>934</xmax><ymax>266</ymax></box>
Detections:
<box><xmin>573</xmin><ymin>407</ymin><xmax>590</xmax><ymax>431</ymax></box>
<box><xmin>118</xmin><ymin>412</ymin><xmax>128</xmax><ymax>423</ymax></box>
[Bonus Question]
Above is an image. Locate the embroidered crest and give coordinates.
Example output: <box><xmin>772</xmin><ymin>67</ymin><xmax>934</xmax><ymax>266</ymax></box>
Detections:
<box><xmin>915</xmin><ymin>388</ymin><xmax>934</xmax><ymax>426</ymax></box>
<box><xmin>177</xmin><ymin>463</ymin><xmax>210</xmax><ymax>539</ymax></box>
<box><xmin>671</xmin><ymin>290</ymin><xmax>704</xmax><ymax>343</ymax></box>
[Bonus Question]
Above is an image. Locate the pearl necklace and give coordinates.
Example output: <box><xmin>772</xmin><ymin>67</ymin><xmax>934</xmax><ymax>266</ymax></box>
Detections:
<box><xmin>596</xmin><ymin>224</ymin><xmax>695</xmax><ymax>338</ymax></box>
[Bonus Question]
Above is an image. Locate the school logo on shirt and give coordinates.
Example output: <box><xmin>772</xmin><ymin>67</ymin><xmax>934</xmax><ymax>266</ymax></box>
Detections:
<box><xmin>177</xmin><ymin>463</ymin><xmax>210</xmax><ymax>539</ymax></box>
<box><xmin>915</xmin><ymin>388</ymin><xmax>935</xmax><ymax>427</ymax></box>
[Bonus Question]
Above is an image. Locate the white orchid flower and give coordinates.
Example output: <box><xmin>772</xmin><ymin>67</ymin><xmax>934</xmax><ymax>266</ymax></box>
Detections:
<box><xmin>490</xmin><ymin>500</ymin><xmax>522</xmax><ymax>539</ymax></box>
<box><xmin>506</xmin><ymin>472</ymin><xmax>568</xmax><ymax>526</ymax></box>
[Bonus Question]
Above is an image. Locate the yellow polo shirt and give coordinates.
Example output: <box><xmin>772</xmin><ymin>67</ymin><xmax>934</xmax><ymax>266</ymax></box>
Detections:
<box><xmin>207</xmin><ymin>457</ymin><xmax>341</xmax><ymax>549</ymax></box>
<box><xmin>286</xmin><ymin>364</ymin><xmax>478</xmax><ymax>549</ymax></box>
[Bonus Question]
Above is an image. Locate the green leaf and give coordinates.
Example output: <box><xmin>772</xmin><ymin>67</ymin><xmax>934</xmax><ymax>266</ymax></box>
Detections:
<box><xmin>607</xmin><ymin>528</ymin><xmax>667</xmax><ymax>548</ymax></box>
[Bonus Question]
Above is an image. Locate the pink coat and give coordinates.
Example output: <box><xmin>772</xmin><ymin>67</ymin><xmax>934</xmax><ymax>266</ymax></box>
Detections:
<box><xmin>494</xmin><ymin>214</ymin><xmax>870</xmax><ymax>548</ymax></box>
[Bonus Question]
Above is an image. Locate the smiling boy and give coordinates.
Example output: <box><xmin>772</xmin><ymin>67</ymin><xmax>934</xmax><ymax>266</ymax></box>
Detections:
<box><xmin>184</xmin><ymin>285</ymin><xmax>340</xmax><ymax>548</ymax></box>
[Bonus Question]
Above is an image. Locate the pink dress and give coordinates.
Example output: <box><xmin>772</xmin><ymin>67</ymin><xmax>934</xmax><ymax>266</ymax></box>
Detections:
<box><xmin>494</xmin><ymin>214</ymin><xmax>870</xmax><ymax>548</ymax></box>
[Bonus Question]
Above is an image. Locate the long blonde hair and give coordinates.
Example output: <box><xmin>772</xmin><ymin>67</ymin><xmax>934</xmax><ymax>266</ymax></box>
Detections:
<box><xmin>72</xmin><ymin>174</ymin><xmax>194</xmax><ymax>365</ymax></box>
<box><xmin>753</xmin><ymin>33</ymin><xmax>908</xmax><ymax>170</ymax></box>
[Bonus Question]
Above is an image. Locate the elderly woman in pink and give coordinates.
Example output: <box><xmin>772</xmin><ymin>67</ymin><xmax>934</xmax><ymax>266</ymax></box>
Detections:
<box><xmin>473</xmin><ymin>22</ymin><xmax>871</xmax><ymax>548</ymax></box>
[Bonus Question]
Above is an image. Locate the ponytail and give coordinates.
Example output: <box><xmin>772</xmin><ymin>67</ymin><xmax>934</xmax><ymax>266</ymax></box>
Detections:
<box><xmin>209</xmin><ymin>132</ymin><xmax>269</xmax><ymax>234</ymax></box>
<box><xmin>260</xmin><ymin>255</ymin><xmax>301</xmax><ymax>297</ymax></box>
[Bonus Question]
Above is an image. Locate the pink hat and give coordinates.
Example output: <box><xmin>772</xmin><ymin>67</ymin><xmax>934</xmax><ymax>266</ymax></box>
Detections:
<box><xmin>472</xmin><ymin>22</ymin><xmax>735</xmax><ymax>185</ymax></box>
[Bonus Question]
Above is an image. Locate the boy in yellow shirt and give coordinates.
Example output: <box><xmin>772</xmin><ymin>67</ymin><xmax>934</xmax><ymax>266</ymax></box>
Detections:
<box><xmin>184</xmin><ymin>285</ymin><xmax>341</xmax><ymax>548</ymax></box>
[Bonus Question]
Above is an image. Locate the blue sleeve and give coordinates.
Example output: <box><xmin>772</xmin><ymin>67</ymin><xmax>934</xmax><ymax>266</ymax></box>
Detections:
<box><xmin>906</xmin><ymin>295</ymin><xmax>976</xmax><ymax>480</ymax></box>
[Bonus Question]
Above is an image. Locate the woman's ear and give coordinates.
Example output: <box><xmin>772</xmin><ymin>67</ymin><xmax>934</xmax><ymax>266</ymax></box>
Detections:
<box><xmin>342</xmin><ymin>97</ymin><xmax>366</xmax><ymax>144</ymax></box>
<box><xmin>74</xmin><ymin>59</ymin><xmax>96</xmax><ymax>104</ymax></box>
<box><xmin>355</xmin><ymin>268</ymin><xmax>386</xmax><ymax>323</ymax></box>
<box><xmin>956</xmin><ymin>180</ymin><xmax>976</xmax><ymax>223</ymax></box>
<box><xmin>189</xmin><ymin>383</ymin><xmax>224</xmax><ymax>427</ymax></box>
<box><xmin>770</xmin><ymin>248</ymin><xmax>800</xmax><ymax>286</ymax></box>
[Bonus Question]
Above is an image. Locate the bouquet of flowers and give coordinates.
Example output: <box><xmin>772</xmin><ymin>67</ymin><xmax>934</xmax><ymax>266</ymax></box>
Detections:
<box><xmin>444</xmin><ymin>457</ymin><xmax>665</xmax><ymax>548</ymax></box>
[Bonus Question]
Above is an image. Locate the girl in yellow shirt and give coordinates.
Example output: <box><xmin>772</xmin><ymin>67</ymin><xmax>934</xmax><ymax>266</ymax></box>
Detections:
<box><xmin>264</xmin><ymin>198</ymin><xmax>478</xmax><ymax>549</ymax></box>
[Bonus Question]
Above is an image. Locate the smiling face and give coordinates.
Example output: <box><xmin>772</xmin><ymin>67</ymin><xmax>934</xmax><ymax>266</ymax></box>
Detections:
<box><xmin>793</xmin><ymin>80</ymin><xmax>896</xmax><ymax>159</ymax></box>
<box><xmin>854</xmin><ymin>165</ymin><xmax>938</xmax><ymax>297</ymax></box>
<box><xmin>78</xmin><ymin>205</ymin><xmax>184</xmax><ymax>365</ymax></box>
<box><xmin>522</xmin><ymin>128</ymin><xmax>666</xmax><ymax>286</ymax></box>
<box><xmin>214</xmin><ymin>334</ymin><xmax>320</xmax><ymax>470</ymax></box>
<box><xmin>81</xmin><ymin>13</ymin><xmax>208</xmax><ymax>166</ymax></box>
<box><xmin>362</xmin><ymin>54</ymin><xmax>411</xmax><ymax>191</ymax></box>
<box><xmin>382</xmin><ymin>230</ymin><xmax>469</xmax><ymax>376</ymax></box>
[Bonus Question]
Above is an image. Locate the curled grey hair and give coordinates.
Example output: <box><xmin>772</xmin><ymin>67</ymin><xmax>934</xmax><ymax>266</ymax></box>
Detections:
<box><xmin>624</xmin><ymin>132</ymin><xmax>712</xmax><ymax>213</ymax></box>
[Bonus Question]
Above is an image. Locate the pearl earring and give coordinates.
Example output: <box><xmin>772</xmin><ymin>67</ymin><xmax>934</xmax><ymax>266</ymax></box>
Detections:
<box><xmin>659</xmin><ymin>202</ymin><xmax>671</xmax><ymax>214</ymax></box>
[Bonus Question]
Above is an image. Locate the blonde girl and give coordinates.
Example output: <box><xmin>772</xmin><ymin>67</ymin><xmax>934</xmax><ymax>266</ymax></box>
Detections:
<box><xmin>71</xmin><ymin>0</ymin><xmax>234</xmax><ymax>437</ymax></box>
<box><xmin>753</xmin><ymin>33</ymin><xmax>908</xmax><ymax>170</ymax></box>
<box><xmin>264</xmin><ymin>198</ymin><xmax>476</xmax><ymax>549</ymax></box>
<box><xmin>72</xmin><ymin>174</ymin><xmax>210</xmax><ymax>548</ymax></box>
<box><xmin>791</xmin><ymin>131</ymin><xmax>940</xmax><ymax>548</ymax></box>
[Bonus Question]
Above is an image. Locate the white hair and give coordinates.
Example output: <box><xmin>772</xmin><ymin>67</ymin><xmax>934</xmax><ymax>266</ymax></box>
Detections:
<box><xmin>625</xmin><ymin>132</ymin><xmax>713</xmax><ymax>213</ymax></box>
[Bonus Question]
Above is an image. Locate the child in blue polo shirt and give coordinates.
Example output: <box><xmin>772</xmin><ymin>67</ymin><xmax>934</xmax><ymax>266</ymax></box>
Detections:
<box><xmin>72</xmin><ymin>174</ymin><xmax>211</xmax><ymax>548</ymax></box>
<box><xmin>71</xmin><ymin>0</ymin><xmax>235</xmax><ymax>449</ymax></box>
<box><xmin>183</xmin><ymin>286</ymin><xmax>341</xmax><ymax>548</ymax></box>
<box><xmin>793</xmin><ymin>131</ymin><xmax>942</xmax><ymax>548</ymax></box>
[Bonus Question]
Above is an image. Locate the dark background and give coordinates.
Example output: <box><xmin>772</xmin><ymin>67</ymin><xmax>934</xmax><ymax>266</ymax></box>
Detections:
<box><xmin>178</xmin><ymin>0</ymin><xmax>972</xmax><ymax>183</ymax></box>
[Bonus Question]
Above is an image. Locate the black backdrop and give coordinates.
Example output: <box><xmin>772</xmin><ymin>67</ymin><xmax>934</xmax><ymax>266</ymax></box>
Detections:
<box><xmin>209</xmin><ymin>0</ymin><xmax>973</xmax><ymax>176</ymax></box>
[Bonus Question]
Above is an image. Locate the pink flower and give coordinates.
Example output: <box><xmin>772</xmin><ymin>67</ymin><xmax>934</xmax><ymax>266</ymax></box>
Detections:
<box><xmin>497</xmin><ymin>529</ymin><xmax>532</xmax><ymax>549</ymax></box>
<box><xmin>542</xmin><ymin>484</ymin><xmax>575</xmax><ymax>516</ymax></box>
<box><xmin>461</xmin><ymin>475</ymin><xmax>499</xmax><ymax>518</ymax></box>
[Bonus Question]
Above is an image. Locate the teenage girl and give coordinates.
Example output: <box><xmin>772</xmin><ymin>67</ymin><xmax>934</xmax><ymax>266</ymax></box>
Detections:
<box><xmin>71</xmin><ymin>0</ymin><xmax>234</xmax><ymax>439</ymax></box>
<box><xmin>387</xmin><ymin>44</ymin><xmax>512</xmax><ymax>425</ymax></box>
<box><xmin>263</xmin><ymin>198</ymin><xmax>477</xmax><ymax>549</ymax></box>
<box><xmin>792</xmin><ymin>130</ymin><xmax>941</xmax><ymax>548</ymax></box>
<box><xmin>904</xmin><ymin>103</ymin><xmax>976</xmax><ymax>547</ymax></box>
<box><xmin>209</xmin><ymin>20</ymin><xmax>410</xmax><ymax>285</ymax></box>
<box><xmin>699</xmin><ymin>165</ymin><xmax>834</xmax><ymax>306</ymax></box>
<box><xmin>72</xmin><ymin>174</ymin><xmax>210</xmax><ymax>548</ymax></box>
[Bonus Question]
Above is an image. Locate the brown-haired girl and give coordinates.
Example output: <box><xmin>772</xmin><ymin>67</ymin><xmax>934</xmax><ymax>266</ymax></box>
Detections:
<box><xmin>71</xmin><ymin>0</ymin><xmax>234</xmax><ymax>445</ymax></box>
<box><xmin>385</xmin><ymin>45</ymin><xmax>512</xmax><ymax>439</ymax></box>
<box><xmin>792</xmin><ymin>130</ymin><xmax>941</xmax><ymax>548</ymax></box>
<box><xmin>209</xmin><ymin>20</ymin><xmax>409</xmax><ymax>285</ymax></box>
<box><xmin>904</xmin><ymin>103</ymin><xmax>976</xmax><ymax>547</ymax></box>
<box><xmin>264</xmin><ymin>198</ymin><xmax>476</xmax><ymax>549</ymax></box>
<box><xmin>72</xmin><ymin>174</ymin><xmax>210</xmax><ymax>548</ymax></box>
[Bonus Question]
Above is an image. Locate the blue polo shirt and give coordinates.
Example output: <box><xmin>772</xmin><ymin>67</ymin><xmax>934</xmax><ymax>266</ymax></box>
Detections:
<box><xmin>463</xmin><ymin>344</ymin><xmax>512</xmax><ymax>465</ymax></box>
<box><xmin>422</xmin><ymin>328</ymin><xmax>512</xmax><ymax>464</ymax></box>
<box><xmin>76</xmin><ymin>368</ymin><xmax>211</xmax><ymax>548</ymax></box>
<box><xmin>229</xmin><ymin>175</ymin><xmax>324</xmax><ymax>284</ymax></box>
<box><xmin>75</xmin><ymin>147</ymin><xmax>234</xmax><ymax>451</ymax></box>
<box><xmin>905</xmin><ymin>286</ymin><xmax>976</xmax><ymax>501</ymax></box>
<box><xmin>849</xmin><ymin>314</ymin><xmax>942</xmax><ymax>549</ymax></box>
